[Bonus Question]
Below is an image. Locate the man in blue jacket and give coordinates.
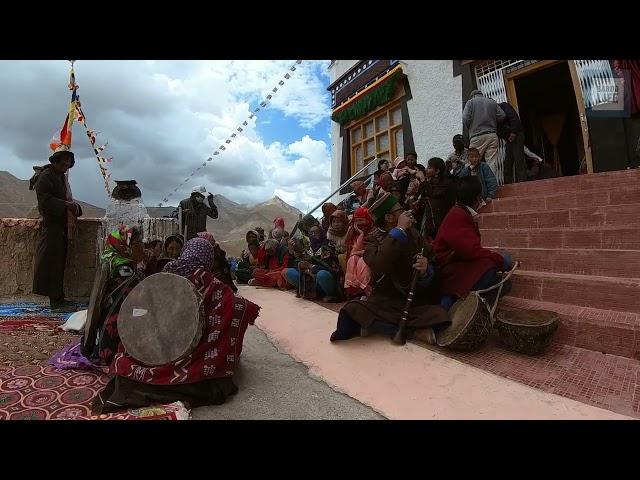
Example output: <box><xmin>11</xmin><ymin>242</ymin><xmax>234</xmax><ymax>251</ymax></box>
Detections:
<box><xmin>458</xmin><ymin>147</ymin><xmax>498</xmax><ymax>204</ymax></box>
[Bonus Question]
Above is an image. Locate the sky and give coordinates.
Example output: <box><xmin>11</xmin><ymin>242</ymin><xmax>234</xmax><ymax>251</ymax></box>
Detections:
<box><xmin>0</xmin><ymin>60</ymin><xmax>333</xmax><ymax>212</ymax></box>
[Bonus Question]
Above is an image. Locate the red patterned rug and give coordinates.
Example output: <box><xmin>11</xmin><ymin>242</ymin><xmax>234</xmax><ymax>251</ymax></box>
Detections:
<box><xmin>0</xmin><ymin>318</ymin><xmax>63</xmax><ymax>332</ymax></box>
<box><xmin>0</xmin><ymin>365</ymin><xmax>189</xmax><ymax>420</ymax></box>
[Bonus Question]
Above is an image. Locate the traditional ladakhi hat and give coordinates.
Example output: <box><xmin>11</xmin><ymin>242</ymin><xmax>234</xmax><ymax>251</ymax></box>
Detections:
<box><xmin>368</xmin><ymin>192</ymin><xmax>398</xmax><ymax>221</ymax></box>
<box><xmin>49</xmin><ymin>144</ymin><xmax>75</xmax><ymax>168</ymax></box>
<box><xmin>191</xmin><ymin>185</ymin><xmax>208</xmax><ymax>195</ymax></box>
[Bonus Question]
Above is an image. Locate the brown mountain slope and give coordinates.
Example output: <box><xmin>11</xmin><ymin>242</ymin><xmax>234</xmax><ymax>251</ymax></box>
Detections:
<box><xmin>1</xmin><ymin>171</ymin><xmax>305</xmax><ymax>257</ymax></box>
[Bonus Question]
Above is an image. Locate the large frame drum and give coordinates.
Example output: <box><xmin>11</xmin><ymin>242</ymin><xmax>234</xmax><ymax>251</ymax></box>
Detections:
<box><xmin>118</xmin><ymin>272</ymin><xmax>205</xmax><ymax>366</ymax></box>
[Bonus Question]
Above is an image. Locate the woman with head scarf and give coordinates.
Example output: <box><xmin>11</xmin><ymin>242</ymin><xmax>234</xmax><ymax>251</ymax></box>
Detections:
<box><xmin>365</xmin><ymin>171</ymin><xmax>395</xmax><ymax>208</ymax></box>
<box><xmin>163</xmin><ymin>234</ymin><xmax>184</xmax><ymax>260</ymax></box>
<box><xmin>404</xmin><ymin>164</ymin><xmax>427</xmax><ymax>209</ymax></box>
<box><xmin>237</xmin><ymin>230</ymin><xmax>260</xmax><ymax>284</ymax></box>
<box><xmin>320</xmin><ymin>203</ymin><xmax>337</xmax><ymax>232</ymax></box>
<box><xmin>273</xmin><ymin>217</ymin><xmax>285</xmax><ymax>230</ymax></box>
<box><xmin>82</xmin><ymin>225</ymin><xmax>147</xmax><ymax>365</ymax></box>
<box><xmin>342</xmin><ymin>180</ymin><xmax>369</xmax><ymax>215</ymax></box>
<box><xmin>245</xmin><ymin>230</ymin><xmax>259</xmax><ymax>247</ymax></box>
<box><xmin>308</xmin><ymin>224</ymin><xmax>327</xmax><ymax>252</ymax></box>
<box><xmin>412</xmin><ymin>157</ymin><xmax>456</xmax><ymax>242</ymax></box>
<box><xmin>282</xmin><ymin>241</ymin><xmax>343</xmax><ymax>302</ymax></box>
<box><xmin>344</xmin><ymin>208</ymin><xmax>375</xmax><ymax>299</ymax></box>
<box><xmin>326</xmin><ymin>210</ymin><xmax>348</xmax><ymax>252</ymax></box>
<box><xmin>392</xmin><ymin>156</ymin><xmax>410</xmax><ymax>181</ymax></box>
<box><xmin>326</xmin><ymin>209</ymin><xmax>349</xmax><ymax>273</ymax></box>
<box><xmin>92</xmin><ymin>237</ymin><xmax>260</xmax><ymax>414</ymax></box>
<box><xmin>248</xmin><ymin>239</ymin><xmax>291</xmax><ymax>289</ymax></box>
<box><xmin>254</xmin><ymin>227</ymin><xmax>266</xmax><ymax>243</ymax></box>
<box><xmin>280</xmin><ymin>234</ymin><xmax>311</xmax><ymax>293</ymax></box>
<box><xmin>236</xmin><ymin>243</ymin><xmax>260</xmax><ymax>284</ymax></box>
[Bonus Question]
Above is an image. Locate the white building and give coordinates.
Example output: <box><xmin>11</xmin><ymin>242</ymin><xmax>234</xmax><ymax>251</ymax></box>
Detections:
<box><xmin>328</xmin><ymin>60</ymin><xmax>639</xmax><ymax>198</ymax></box>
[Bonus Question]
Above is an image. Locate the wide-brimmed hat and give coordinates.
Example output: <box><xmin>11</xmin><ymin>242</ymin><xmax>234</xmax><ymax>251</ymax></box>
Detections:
<box><xmin>49</xmin><ymin>145</ymin><xmax>75</xmax><ymax>168</ymax></box>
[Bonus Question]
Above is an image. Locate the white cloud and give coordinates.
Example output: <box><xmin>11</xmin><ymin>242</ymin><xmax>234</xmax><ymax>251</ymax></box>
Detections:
<box><xmin>0</xmin><ymin>60</ymin><xmax>333</xmax><ymax>212</ymax></box>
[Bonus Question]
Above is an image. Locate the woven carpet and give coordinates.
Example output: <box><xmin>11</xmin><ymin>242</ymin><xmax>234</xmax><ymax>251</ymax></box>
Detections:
<box><xmin>0</xmin><ymin>303</ymin><xmax>190</xmax><ymax>420</ymax></box>
<box><xmin>0</xmin><ymin>365</ymin><xmax>190</xmax><ymax>420</ymax></box>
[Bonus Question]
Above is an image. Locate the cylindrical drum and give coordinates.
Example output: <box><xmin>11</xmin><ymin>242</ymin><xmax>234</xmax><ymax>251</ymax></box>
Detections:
<box><xmin>436</xmin><ymin>292</ymin><xmax>492</xmax><ymax>351</ymax></box>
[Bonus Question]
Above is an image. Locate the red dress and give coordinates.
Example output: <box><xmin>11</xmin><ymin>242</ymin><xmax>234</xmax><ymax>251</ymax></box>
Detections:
<box><xmin>111</xmin><ymin>269</ymin><xmax>259</xmax><ymax>384</ymax></box>
<box><xmin>433</xmin><ymin>205</ymin><xmax>504</xmax><ymax>298</ymax></box>
<box><xmin>252</xmin><ymin>244</ymin><xmax>290</xmax><ymax>288</ymax></box>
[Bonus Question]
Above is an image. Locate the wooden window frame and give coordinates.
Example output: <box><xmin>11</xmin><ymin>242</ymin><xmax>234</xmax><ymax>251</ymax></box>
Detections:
<box><xmin>345</xmin><ymin>99</ymin><xmax>404</xmax><ymax>177</ymax></box>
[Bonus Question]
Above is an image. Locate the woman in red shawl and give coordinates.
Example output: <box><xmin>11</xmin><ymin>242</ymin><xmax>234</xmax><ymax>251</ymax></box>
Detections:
<box><xmin>343</xmin><ymin>207</ymin><xmax>375</xmax><ymax>298</ymax></box>
<box><xmin>92</xmin><ymin>237</ymin><xmax>260</xmax><ymax>413</ymax></box>
<box><xmin>248</xmin><ymin>239</ymin><xmax>291</xmax><ymax>288</ymax></box>
<box><xmin>433</xmin><ymin>176</ymin><xmax>512</xmax><ymax>311</ymax></box>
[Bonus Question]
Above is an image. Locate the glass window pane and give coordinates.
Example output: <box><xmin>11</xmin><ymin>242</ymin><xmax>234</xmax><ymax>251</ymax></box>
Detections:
<box><xmin>375</xmin><ymin>114</ymin><xmax>388</xmax><ymax>132</ymax></box>
<box><xmin>377</xmin><ymin>132</ymin><xmax>389</xmax><ymax>152</ymax></box>
<box><xmin>364</xmin><ymin>121</ymin><xmax>374</xmax><ymax>138</ymax></box>
<box><xmin>353</xmin><ymin>146</ymin><xmax>363</xmax><ymax>171</ymax></box>
<box><xmin>351</xmin><ymin>127</ymin><xmax>362</xmax><ymax>143</ymax></box>
<box><xmin>391</xmin><ymin>107</ymin><xmax>402</xmax><ymax>126</ymax></box>
<box><xmin>394</xmin><ymin>129</ymin><xmax>404</xmax><ymax>158</ymax></box>
<box><xmin>365</xmin><ymin>139</ymin><xmax>375</xmax><ymax>156</ymax></box>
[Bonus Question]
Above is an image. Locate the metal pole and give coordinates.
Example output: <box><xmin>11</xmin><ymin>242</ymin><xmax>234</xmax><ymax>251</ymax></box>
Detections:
<box><xmin>178</xmin><ymin>205</ymin><xmax>183</xmax><ymax>236</ymax></box>
<box><xmin>290</xmin><ymin>159</ymin><xmax>379</xmax><ymax>238</ymax></box>
<box><xmin>309</xmin><ymin>159</ymin><xmax>379</xmax><ymax>217</ymax></box>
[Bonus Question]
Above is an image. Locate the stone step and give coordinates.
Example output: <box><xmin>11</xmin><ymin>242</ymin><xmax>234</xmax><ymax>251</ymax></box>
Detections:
<box><xmin>497</xmin><ymin>168</ymin><xmax>640</xmax><ymax>199</ymax></box>
<box><xmin>510</xmin><ymin>270</ymin><xmax>640</xmax><ymax>314</ymax></box>
<box><xmin>503</xmin><ymin>248</ymin><xmax>640</xmax><ymax>278</ymax></box>
<box><xmin>481</xmin><ymin>185</ymin><xmax>640</xmax><ymax>214</ymax></box>
<box><xmin>481</xmin><ymin>226</ymin><xmax>640</xmax><ymax>251</ymax></box>
<box><xmin>498</xmin><ymin>296</ymin><xmax>640</xmax><ymax>362</ymax></box>
<box><xmin>478</xmin><ymin>203</ymin><xmax>640</xmax><ymax>230</ymax></box>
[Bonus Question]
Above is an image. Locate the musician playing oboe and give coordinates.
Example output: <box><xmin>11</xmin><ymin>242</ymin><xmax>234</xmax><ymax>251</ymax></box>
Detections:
<box><xmin>330</xmin><ymin>192</ymin><xmax>450</xmax><ymax>343</ymax></box>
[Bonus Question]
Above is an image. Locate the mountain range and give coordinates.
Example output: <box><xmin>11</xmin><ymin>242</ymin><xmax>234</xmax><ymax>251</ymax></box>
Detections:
<box><xmin>0</xmin><ymin>170</ymin><xmax>304</xmax><ymax>257</ymax></box>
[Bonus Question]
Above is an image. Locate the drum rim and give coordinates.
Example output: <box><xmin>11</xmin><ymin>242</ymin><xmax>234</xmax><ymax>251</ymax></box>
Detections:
<box><xmin>495</xmin><ymin>309</ymin><xmax>559</xmax><ymax>328</ymax></box>
<box><xmin>118</xmin><ymin>272</ymin><xmax>204</xmax><ymax>366</ymax></box>
<box><xmin>436</xmin><ymin>292</ymin><xmax>482</xmax><ymax>347</ymax></box>
<box><xmin>82</xmin><ymin>262</ymin><xmax>112</xmax><ymax>352</ymax></box>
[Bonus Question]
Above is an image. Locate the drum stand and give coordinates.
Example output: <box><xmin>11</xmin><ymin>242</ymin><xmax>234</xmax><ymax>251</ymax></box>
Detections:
<box><xmin>474</xmin><ymin>261</ymin><xmax>520</xmax><ymax>326</ymax></box>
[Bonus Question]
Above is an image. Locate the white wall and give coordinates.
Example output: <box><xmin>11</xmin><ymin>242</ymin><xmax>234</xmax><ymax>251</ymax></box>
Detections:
<box><xmin>403</xmin><ymin>60</ymin><xmax>462</xmax><ymax>165</ymax></box>
<box><xmin>328</xmin><ymin>60</ymin><xmax>462</xmax><ymax>198</ymax></box>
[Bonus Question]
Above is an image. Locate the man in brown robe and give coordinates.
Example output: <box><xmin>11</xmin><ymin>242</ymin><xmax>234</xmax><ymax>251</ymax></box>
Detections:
<box><xmin>330</xmin><ymin>193</ymin><xmax>450</xmax><ymax>343</ymax></box>
<box><xmin>32</xmin><ymin>148</ymin><xmax>82</xmax><ymax>312</ymax></box>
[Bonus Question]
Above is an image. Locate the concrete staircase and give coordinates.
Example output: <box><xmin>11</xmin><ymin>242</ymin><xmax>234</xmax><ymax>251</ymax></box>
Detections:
<box><xmin>480</xmin><ymin>169</ymin><xmax>640</xmax><ymax>360</ymax></box>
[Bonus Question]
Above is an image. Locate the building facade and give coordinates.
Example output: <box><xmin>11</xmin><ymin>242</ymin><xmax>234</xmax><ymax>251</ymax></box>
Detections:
<box><xmin>328</xmin><ymin>60</ymin><xmax>640</xmax><ymax>197</ymax></box>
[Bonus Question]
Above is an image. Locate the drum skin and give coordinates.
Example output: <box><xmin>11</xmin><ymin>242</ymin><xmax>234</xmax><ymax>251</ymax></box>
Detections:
<box><xmin>118</xmin><ymin>273</ymin><xmax>205</xmax><ymax>366</ymax></box>
<box><xmin>436</xmin><ymin>293</ymin><xmax>492</xmax><ymax>351</ymax></box>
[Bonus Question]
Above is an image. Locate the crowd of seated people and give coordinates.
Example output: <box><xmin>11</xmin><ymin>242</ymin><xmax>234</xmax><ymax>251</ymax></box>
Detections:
<box><xmin>69</xmin><ymin>141</ymin><xmax>516</xmax><ymax>414</ymax></box>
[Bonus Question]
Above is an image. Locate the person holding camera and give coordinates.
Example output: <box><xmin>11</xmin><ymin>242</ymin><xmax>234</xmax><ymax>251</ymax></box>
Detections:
<box><xmin>179</xmin><ymin>185</ymin><xmax>218</xmax><ymax>240</ymax></box>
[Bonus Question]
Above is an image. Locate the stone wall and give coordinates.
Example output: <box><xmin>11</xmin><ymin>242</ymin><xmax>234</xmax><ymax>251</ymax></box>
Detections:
<box><xmin>0</xmin><ymin>218</ymin><xmax>102</xmax><ymax>301</ymax></box>
<box><xmin>1</xmin><ymin>216</ymin><xmax>180</xmax><ymax>301</ymax></box>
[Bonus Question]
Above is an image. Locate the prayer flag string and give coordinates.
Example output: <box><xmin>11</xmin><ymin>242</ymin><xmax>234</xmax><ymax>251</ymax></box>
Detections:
<box><xmin>158</xmin><ymin>59</ymin><xmax>303</xmax><ymax>206</ymax></box>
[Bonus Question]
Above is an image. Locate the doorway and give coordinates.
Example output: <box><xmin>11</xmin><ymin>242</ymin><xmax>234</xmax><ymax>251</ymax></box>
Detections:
<box><xmin>506</xmin><ymin>61</ymin><xmax>589</xmax><ymax>177</ymax></box>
